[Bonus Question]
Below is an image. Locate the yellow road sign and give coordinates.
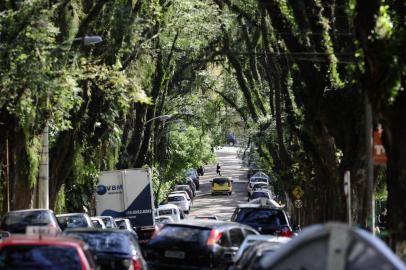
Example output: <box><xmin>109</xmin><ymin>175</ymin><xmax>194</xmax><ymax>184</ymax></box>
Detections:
<box><xmin>292</xmin><ymin>186</ymin><xmax>304</xmax><ymax>199</ymax></box>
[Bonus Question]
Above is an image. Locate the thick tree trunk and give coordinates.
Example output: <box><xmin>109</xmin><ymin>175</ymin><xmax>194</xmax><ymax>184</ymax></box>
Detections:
<box><xmin>385</xmin><ymin>88</ymin><xmax>406</xmax><ymax>261</ymax></box>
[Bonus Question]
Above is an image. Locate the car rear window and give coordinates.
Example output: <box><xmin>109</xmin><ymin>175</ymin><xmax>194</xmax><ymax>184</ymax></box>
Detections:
<box><xmin>0</xmin><ymin>245</ymin><xmax>82</xmax><ymax>269</ymax></box>
<box><xmin>168</xmin><ymin>196</ymin><xmax>184</xmax><ymax>202</ymax></box>
<box><xmin>235</xmin><ymin>209</ymin><xmax>287</xmax><ymax>225</ymax></box>
<box><xmin>157</xmin><ymin>225</ymin><xmax>210</xmax><ymax>245</ymax></box>
<box><xmin>66</xmin><ymin>232</ymin><xmax>132</xmax><ymax>255</ymax></box>
<box><xmin>101</xmin><ymin>218</ymin><xmax>115</xmax><ymax>228</ymax></box>
<box><xmin>57</xmin><ymin>215</ymin><xmax>88</xmax><ymax>228</ymax></box>
<box><xmin>213</xmin><ymin>178</ymin><xmax>229</xmax><ymax>184</ymax></box>
<box><xmin>251</xmin><ymin>178</ymin><xmax>268</xmax><ymax>183</ymax></box>
<box><xmin>159</xmin><ymin>209</ymin><xmax>174</xmax><ymax>216</ymax></box>
<box><xmin>3</xmin><ymin>211</ymin><xmax>52</xmax><ymax>226</ymax></box>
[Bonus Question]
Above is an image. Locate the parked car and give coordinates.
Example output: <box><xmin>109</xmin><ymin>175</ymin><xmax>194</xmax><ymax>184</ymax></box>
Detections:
<box><xmin>91</xmin><ymin>217</ymin><xmax>106</xmax><ymax>229</ymax></box>
<box><xmin>231</xmin><ymin>234</ymin><xmax>291</xmax><ymax>266</ymax></box>
<box><xmin>155</xmin><ymin>215</ymin><xmax>175</xmax><ymax>225</ymax></box>
<box><xmin>186</xmin><ymin>169</ymin><xmax>200</xmax><ymax>190</ymax></box>
<box><xmin>247</xmin><ymin>174</ymin><xmax>270</xmax><ymax>197</ymax></box>
<box><xmin>57</xmin><ymin>213</ymin><xmax>93</xmax><ymax>230</ymax></box>
<box><xmin>173</xmin><ymin>185</ymin><xmax>194</xmax><ymax>199</ymax></box>
<box><xmin>197</xmin><ymin>166</ymin><xmax>205</xmax><ymax>176</ymax></box>
<box><xmin>157</xmin><ymin>204</ymin><xmax>181</xmax><ymax>222</ymax></box>
<box><xmin>249</xmin><ymin>182</ymin><xmax>272</xmax><ymax>196</ymax></box>
<box><xmin>0</xmin><ymin>209</ymin><xmax>61</xmax><ymax>234</ymax></box>
<box><xmin>0</xmin><ymin>235</ymin><xmax>96</xmax><ymax>269</ymax></box>
<box><xmin>185</xmin><ymin>177</ymin><xmax>197</xmax><ymax>195</ymax></box>
<box><xmin>211</xmin><ymin>176</ymin><xmax>233</xmax><ymax>195</ymax></box>
<box><xmin>144</xmin><ymin>219</ymin><xmax>259</xmax><ymax>270</ymax></box>
<box><xmin>64</xmin><ymin>228</ymin><xmax>147</xmax><ymax>270</ymax></box>
<box><xmin>170</xmin><ymin>190</ymin><xmax>193</xmax><ymax>206</ymax></box>
<box><xmin>249</xmin><ymin>190</ymin><xmax>273</xmax><ymax>201</ymax></box>
<box><xmin>231</xmin><ymin>200</ymin><xmax>293</xmax><ymax>237</ymax></box>
<box><xmin>167</xmin><ymin>194</ymin><xmax>191</xmax><ymax>214</ymax></box>
<box><xmin>95</xmin><ymin>216</ymin><xmax>117</xmax><ymax>228</ymax></box>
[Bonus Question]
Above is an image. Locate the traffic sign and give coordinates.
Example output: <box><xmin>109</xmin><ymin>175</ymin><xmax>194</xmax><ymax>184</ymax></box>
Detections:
<box><xmin>294</xmin><ymin>199</ymin><xmax>303</xmax><ymax>208</ymax></box>
<box><xmin>292</xmin><ymin>186</ymin><xmax>304</xmax><ymax>199</ymax></box>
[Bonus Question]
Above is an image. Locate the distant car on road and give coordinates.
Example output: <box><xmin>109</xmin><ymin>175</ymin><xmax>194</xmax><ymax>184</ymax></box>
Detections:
<box><xmin>57</xmin><ymin>213</ymin><xmax>93</xmax><ymax>230</ymax></box>
<box><xmin>155</xmin><ymin>215</ymin><xmax>175</xmax><ymax>225</ymax></box>
<box><xmin>250</xmin><ymin>182</ymin><xmax>272</xmax><ymax>196</ymax></box>
<box><xmin>170</xmin><ymin>190</ymin><xmax>193</xmax><ymax>206</ymax></box>
<box><xmin>0</xmin><ymin>235</ymin><xmax>96</xmax><ymax>269</ymax></box>
<box><xmin>144</xmin><ymin>219</ymin><xmax>259</xmax><ymax>270</ymax></box>
<box><xmin>211</xmin><ymin>176</ymin><xmax>233</xmax><ymax>195</ymax></box>
<box><xmin>114</xmin><ymin>218</ymin><xmax>138</xmax><ymax>236</ymax></box>
<box><xmin>0</xmin><ymin>209</ymin><xmax>61</xmax><ymax>234</ymax></box>
<box><xmin>64</xmin><ymin>228</ymin><xmax>147</xmax><ymax>270</ymax></box>
<box><xmin>231</xmin><ymin>200</ymin><xmax>293</xmax><ymax>237</ymax></box>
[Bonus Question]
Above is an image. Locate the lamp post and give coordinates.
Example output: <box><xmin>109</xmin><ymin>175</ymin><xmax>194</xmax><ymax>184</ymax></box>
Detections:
<box><xmin>38</xmin><ymin>35</ymin><xmax>103</xmax><ymax>209</ymax></box>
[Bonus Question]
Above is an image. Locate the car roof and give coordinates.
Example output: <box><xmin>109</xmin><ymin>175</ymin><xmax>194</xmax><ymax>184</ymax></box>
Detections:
<box><xmin>64</xmin><ymin>228</ymin><xmax>129</xmax><ymax>234</ymax></box>
<box><xmin>96</xmin><ymin>216</ymin><xmax>114</xmax><ymax>218</ymax></box>
<box><xmin>166</xmin><ymin>219</ymin><xmax>247</xmax><ymax>230</ymax></box>
<box><xmin>5</xmin><ymin>209</ymin><xmax>54</xmax><ymax>213</ymax></box>
<box><xmin>0</xmin><ymin>235</ymin><xmax>86</xmax><ymax>247</ymax></box>
<box><xmin>57</xmin><ymin>213</ymin><xmax>88</xmax><ymax>217</ymax></box>
<box><xmin>158</xmin><ymin>203</ymin><xmax>179</xmax><ymax>209</ymax></box>
<box><xmin>168</xmin><ymin>193</ymin><xmax>186</xmax><ymax>198</ymax></box>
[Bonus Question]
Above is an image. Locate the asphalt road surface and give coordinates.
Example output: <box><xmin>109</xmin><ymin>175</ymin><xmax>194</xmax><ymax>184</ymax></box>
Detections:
<box><xmin>190</xmin><ymin>146</ymin><xmax>249</xmax><ymax>221</ymax></box>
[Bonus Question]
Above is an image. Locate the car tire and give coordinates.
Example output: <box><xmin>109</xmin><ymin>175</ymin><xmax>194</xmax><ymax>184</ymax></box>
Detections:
<box><xmin>229</xmin><ymin>192</ymin><xmax>232</xmax><ymax>195</ymax></box>
<box><xmin>211</xmin><ymin>192</ymin><xmax>214</xmax><ymax>196</ymax></box>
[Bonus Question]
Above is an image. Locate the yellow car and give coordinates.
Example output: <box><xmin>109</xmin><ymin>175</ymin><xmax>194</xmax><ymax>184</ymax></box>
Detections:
<box><xmin>211</xmin><ymin>177</ymin><xmax>233</xmax><ymax>195</ymax></box>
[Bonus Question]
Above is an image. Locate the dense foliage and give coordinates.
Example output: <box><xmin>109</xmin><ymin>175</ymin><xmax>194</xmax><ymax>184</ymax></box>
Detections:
<box><xmin>0</xmin><ymin>0</ymin><xmax>405</xmax><ymax>258</ymax></box>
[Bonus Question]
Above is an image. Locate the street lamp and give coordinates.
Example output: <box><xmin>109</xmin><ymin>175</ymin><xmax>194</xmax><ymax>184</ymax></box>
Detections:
<box><xmin>38</xmin><ymin>35</ymin><xmax>103</xmax><ymax>209</ymax></box>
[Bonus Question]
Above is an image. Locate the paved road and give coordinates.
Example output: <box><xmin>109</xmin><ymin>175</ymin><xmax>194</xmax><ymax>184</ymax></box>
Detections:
<box><xmin>190</xmin><ymin>146</ymin><xmax>249</xmax><ymax>221</ymax></box>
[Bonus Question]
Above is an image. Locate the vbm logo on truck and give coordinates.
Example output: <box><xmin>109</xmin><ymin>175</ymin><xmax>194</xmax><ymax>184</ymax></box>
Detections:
<box><xmin>97</xmin><ymin>185</ymin><xmax>123</xmax><ymax>195</ymax></box>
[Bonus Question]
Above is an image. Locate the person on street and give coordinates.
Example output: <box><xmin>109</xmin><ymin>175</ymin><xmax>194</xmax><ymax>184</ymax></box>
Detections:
<box><xmin>378</xmin><ymin>208</ymin><xmax>388</xmax><ymax>230</ymax></box>
<box><xmin>216</xmin><ymin>163</ymin><xmax>221</xmax><ymax>176</ymax></box>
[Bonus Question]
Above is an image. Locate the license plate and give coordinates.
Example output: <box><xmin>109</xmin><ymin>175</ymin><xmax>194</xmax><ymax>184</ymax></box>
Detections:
<box><xmin>164</xmin><ymin>250</ymin><xmax>185</xmax><ymax>259</ymax></box>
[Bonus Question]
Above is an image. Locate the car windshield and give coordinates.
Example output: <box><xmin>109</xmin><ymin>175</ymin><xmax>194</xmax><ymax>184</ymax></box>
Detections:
<box><xmin>66</xmin><ymin>232</ymin><xmax>132</xmax><ymax>254</ymax></box>
<box><xmin>235</xmin><ymin>209</ymin><xmax>287</xmax><ymax>225</ymax></box>
<box><xmin>168</xmin><ymin>196</ymin><xmax>184</xmax><ymax>202</ymax></box>
<box><xmin>114</xmin><ymin>220</ymin><xmax>126</xmax><ymax>228</ymax></box>
<box><xmin>0</xmin><ymin>245</ymin><xmax>82</xmax><ymax>269</ymax></box>
<box><xmin>251</xmin><ymin>192</ymin><xmax>270</xmax><ymax>199</ymax></box>
<box><xmin>3</xmin><ymin>211</ymin><xmax>52</xmax><ymax>226</ymax></box>
<box><xmin>57</xmin><ymin>215</ymin><xmax>88</xmax><ymax>228</ymax></box>
<box><xmin>156</xmin><ymin>225</ymin><xmax>210</xmax><ymax>245</ymax></box>
<box><xmin>159</xmin><ymin>209</ymin><xmax>173</xmax><ymax>215</ymax></box>
<box><xmin>213</xmin><ymin>178</ymin><xmax>229</xmax><ymax>185</ymax></box>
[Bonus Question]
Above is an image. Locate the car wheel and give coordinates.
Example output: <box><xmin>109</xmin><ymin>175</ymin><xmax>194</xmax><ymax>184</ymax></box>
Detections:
<box><xmin>247</xmin><ymin>192</ymin><xmax>250</xmax><ymax>197</ymax></box>
<box><xmin>211</xmin><ymin>192</ymin><xmax>214</xmax><ymax>196</ymax></box>
<box><xmin>229</xmin><ymin>192</ymin><xmax>232</xmax><ymax>195</ymax></box>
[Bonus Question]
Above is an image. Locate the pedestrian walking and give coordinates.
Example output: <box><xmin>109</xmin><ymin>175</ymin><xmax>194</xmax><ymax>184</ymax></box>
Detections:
<box><xmin>216</xmin><ymin>163</ymin><xmax>221</xmax><ymax>176</ymax></box>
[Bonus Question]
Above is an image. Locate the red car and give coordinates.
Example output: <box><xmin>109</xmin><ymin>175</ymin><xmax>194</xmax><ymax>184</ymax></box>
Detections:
<box><xmin>0</xmin><ymin>235</ymin><xmax>96</xmax><ymax>269</ymax></box>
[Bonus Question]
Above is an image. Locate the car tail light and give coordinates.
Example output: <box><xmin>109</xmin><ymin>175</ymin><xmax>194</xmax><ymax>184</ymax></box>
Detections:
<box><xmin>132</xmin><ymin>256</ymin><xmax>142</xmax><ymax>270</ymax></box>
<box><xmin>207</xmin><ymin>229</ymin><xmax>222</xmax><ymax>246</ymax></box>
<box><xmin>278</xmin><ymin>227</ymin><xmax>293</xmax><ymax>238</ymax></box>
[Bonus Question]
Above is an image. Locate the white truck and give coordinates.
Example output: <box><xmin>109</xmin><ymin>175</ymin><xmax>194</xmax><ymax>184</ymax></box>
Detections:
<box><xmin>95</xmin><ymin>168</ymin><xmax>155</xmax><ymax>243</ymax></box>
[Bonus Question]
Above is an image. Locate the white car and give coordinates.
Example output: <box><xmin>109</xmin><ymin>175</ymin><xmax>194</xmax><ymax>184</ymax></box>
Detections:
<box><xmin>169</xmin><ymin>190</ymin><xmax>192</xmax><ymax>207</ymax></box>
<box><xmin>90</xmin><ymin>217</ymin><xmax>106</xmax><ymax>229</ymax></box>
<box><xmin>249</xmin><ymin>182</ymin><xmax>271</xmax><ymax>197</ymax></box>
<box><xmin>249</xmin><ymin>190</ymin><xmax>274</xmax><ymax>201</ymax></box>
<box><xmin>157</xmin><ymin>204</ymin><xmax>182</xmax><ymax>222</ymax></box>
<box><xmin>155</xmin><ymin>215</ymin><xmax>175</xmax><ymax>224</ymax></box>
<box><xmin>167</xmin><ymin>194</ymin><xmax>190</xmax><ymax>214</ymax></box>
<box><xmin>233</xmin><ymin>234</ymin><xmax>291</xmax><ymax>263</ymax></box>
<box><xmin>247</xmin><ymin>178</ymin><xmax>269</xmax><ymax>196</ymax></box>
